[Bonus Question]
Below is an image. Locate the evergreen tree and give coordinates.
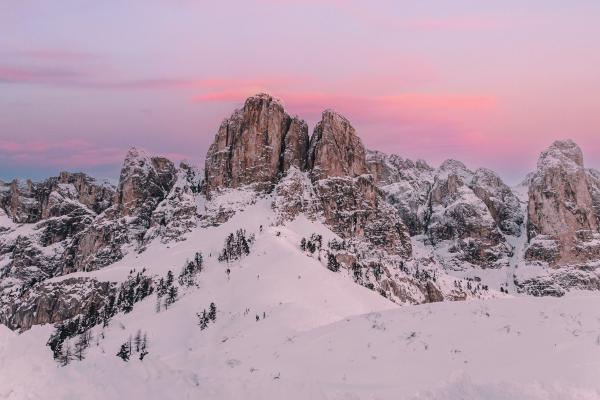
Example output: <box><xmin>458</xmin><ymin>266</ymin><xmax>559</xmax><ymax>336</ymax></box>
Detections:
<box><xmin>165</xmin><ymin>285</ymin><xmax>178</xmax><ymax>308</ymax></box>
<box><xmin>116</xmin><ymin>342</ymin><xmax>130</xmax><ymax>362</ymax></box>
<box><xmin>194</xmin><ymin>252</ymin><xmax>203</xmax><ymax>268</ymax></box>
<box><xmin>352</xmin><ymin>262</ymin><xmax>362</xmax><ymax>281</ymax></box>
<box><xmin>74</xmin><ymin>333</ymin><xmax>88</xmax><ymax>361</ymax></box>
<box><xmin>208</xmin><ymin>302</ymin><xmax>217</xmax><ymax>322</ymax></box>
<box><xmin>300</xmin><ymin>238</ymin><xmax>306</xmax><ymax>251</ymax></box>
<box><xmin>166</xmin><ymin>270</ymin><xmax>174</xmax><ymax>288</ymax></box>
<box><xmin>197</xmin><ymin>310</ymin><xmax>208</xmax><ymax>330</ymax></box>
<box><xmin>327</xmin><ymin>252</ymin><xmax>340</xmax><ymax>272</ymax></box>
<box><xmin>139</xmin><ymin>333</ymin><xmax>149</xmax><ymax>361</ymax></box>
<box><xmin>134</xmin><ymin>330</ymin><xmax>143</xmax><ymax>353</ymax></box>
<box><xmin>59</xmin><ymin>340</ymin><xmax>74</xmax><ymax>366</ymax></box>
<box><xmin>157</xmin><ymin>278</ymin><xmax>166</xmax><ymax>298</ymax></box>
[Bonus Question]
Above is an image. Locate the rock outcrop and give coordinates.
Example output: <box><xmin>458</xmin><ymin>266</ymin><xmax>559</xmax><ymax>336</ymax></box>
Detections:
<box><xmin>118</xmin><ymin>147</ymin><xmax>177</xmax><ymax>220</ymax></box>
<box><xmin>368</xmin><ymin>151</ymin><xmax>523</xmax><ymax>269</ymax></box>
<box><xmin>427</xmin><ymin>160</ymin><xmax>514</xmax><ymax>268</ymax></box>
<box><xmin>0</xmin><ymin>277</ymin><xmax>114</xmax><ymax>331</ymax></box>
<box><xmin>526</xmin><ymin>140</ymin><xmax>600</xmax><ymax>266</ymax></box>
<box><xmin>204</xmin><ymin>93</ymin><xmax>309</xmax><ymax>193</ymax></box>
<box><xmin>308</xmin><ymin>110</ymin><xmax>368</xmax><ymax>179</ymax></box>
<box><xmin>0</xmin><ymin>173</ymin><xmax>115</xmax><ymax>224</ymax></box>
<box><xmin>366</xmin><ymin>151</ymin><xmax>435</xmax><ymax>235</ymax></box>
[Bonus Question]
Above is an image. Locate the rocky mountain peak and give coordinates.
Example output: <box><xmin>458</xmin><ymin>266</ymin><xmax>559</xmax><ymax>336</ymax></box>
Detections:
<box><xmin>204</xmin><ymin>93</ymin><xmax>309</xmax><ymax>194</ymax></box>
<box><xmin>308</xmin><ymin>110</ymin><xmax>368</xmax><ymax>180</ymax></box>
<box><xmin>538</xmin><ymin>139</ymin><xmax>584</xmax><ymax>170</ymax></box>
<box><xmin>118</xmin><ymin>147</ymin><xmax>176</xmax><ymax>218</ymax></box>
<box><xmin>526</xmin><ymin>139</ymin><xmax>599</xmax><ymax>266</ymax></box>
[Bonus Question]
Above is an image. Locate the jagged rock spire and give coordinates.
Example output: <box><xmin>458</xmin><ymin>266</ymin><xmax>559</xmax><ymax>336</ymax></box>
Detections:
<box><xmin>204</xmin><ymin>93</ymin><xmax>309</xmax><ymax>193</ymax></box>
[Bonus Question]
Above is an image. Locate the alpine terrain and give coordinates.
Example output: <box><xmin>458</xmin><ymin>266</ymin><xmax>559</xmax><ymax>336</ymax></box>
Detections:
<box><xmin>1</xmin><ymin>94</ymin><xmax>599</xmax><ymax>400</ymax></box>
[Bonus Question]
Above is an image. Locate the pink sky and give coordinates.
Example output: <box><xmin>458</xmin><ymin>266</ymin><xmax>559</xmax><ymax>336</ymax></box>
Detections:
<box><xmin>1</xmin><ymin>0</ymin><xmax>599</xmax><ymax>183</ymax></box>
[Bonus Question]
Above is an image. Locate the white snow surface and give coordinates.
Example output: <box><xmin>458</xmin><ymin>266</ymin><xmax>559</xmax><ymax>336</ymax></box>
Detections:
<box><xmin>1</xmin><ymin>197</ymin><xmax>600</xmax><ymax>399</ymax></box>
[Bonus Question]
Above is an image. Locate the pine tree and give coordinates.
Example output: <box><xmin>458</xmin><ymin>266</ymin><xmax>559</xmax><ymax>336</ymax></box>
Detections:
<box><xmin>157</xmin><ymin>278</ymin><xmax>166</xmax><ymax>298</ymax></box>
<box><xmin>198</xmin><ymin>310</ymin><xmax>208</xmax><ymax>330</ymax></box>
<box><xmin>300</xmin><ymin>238</ymin><xmax>306</xmax><ymax>251</ymax></box>
<box><xmin>139</xmin><ymin>333</ymin><xmax>149</xmax><ymax>361</ymax></box>
<box><xmin>352</xmin><ymin>262</ymin><xmax>362</xmax><ymax>281</ymax></box>
<box><xmin>59</xmin><ymin>340</ymin><xmax>74</xmax><ymax>366</ymax></box>
<box><xmin>165</xmin><ymin>285</ymin><xmax>178</xmax><ymax>308</ymax></box>
<box><xmin>116</xmin><ymin>342</ymin><xmax>130</xmax><ymax>362</ymax></box>
<box><xmin>166</xmin><ymin>270</ymin><xmax>174</xmax><ymax>288</ymax></box>
<box><xmin>327</xmin><ymin>252</ymin><xmax>340</xmax><ymax>272</ymax></box>
<box><xmin>134</xmin><ymin>330</ymin><xmax>142</xmax><ymax>353</ymax></box>
<box><xmin>194</xmin><ymin>252</ymin><xmax>203</xmax><ymax>269</ymax></box>
<box><xmin>74</xmin><ymin>333</ymin><xmax>88</xmax><ymax>361</ymax></box>
<box><xmin>208</xmin><ymin>303</ymin><xmax>217</xmax><ymax>322</ymax></box>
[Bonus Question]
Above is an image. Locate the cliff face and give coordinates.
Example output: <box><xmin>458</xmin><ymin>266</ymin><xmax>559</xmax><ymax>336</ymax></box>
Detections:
<box><xmin>526</xmin><ymin>140</ymin><xmax>600</xmax><ymax>266</ymax></box>
<box><xmin>307</xmin><ymin>110</ymin><xmax>368</xmax><ymax>180</ymax></box>
<box><xmin>204</xmin><ymin>93</ymin><xmax>309</xmax><ymax>193</ymax></box>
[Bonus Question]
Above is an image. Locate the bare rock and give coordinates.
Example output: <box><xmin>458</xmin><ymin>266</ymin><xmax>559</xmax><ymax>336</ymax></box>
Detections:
<box><xmin>0</xmin><ymin>277</ymin><xmax>114</xmax><ymax>331</ymax></box>
<box><xmin>308</xmin><ymin>110</ymin><xmax>368</xmax><ymax>180</ymax></box>
<box><xmin>526</xmin><ymin>140</ymin><xmax>599</xmax><ymax>265</ymax></box>
<box><xmin>204</xmin><ymin>93</ymin><xmax>309</xmax><ymax>193</ymax></box>
<box><xmin>118</xmin><ymin>147</ymin><xmax>177</xmax><ymax>221</ymax></box>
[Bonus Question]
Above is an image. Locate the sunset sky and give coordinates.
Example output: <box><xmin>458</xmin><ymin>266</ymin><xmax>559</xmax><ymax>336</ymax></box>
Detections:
<box><xmin>1</xmin><ymin>0</ymin><xmax>599</xmax><ymax>183</ymax></box>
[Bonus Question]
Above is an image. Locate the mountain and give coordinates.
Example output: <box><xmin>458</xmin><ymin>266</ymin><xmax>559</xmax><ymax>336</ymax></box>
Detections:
<box><xmin>1</xmin><ymin>94</ymin><xmax>599</xmax><ymax>399</ymax></box>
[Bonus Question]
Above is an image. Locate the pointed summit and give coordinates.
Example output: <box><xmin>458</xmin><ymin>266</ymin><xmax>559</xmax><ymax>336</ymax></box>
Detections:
<box><xmin>307</xmin><ymin>110</ymin><xmax>368</xmax><ymax>180</ymax></box>
<box><xmin>204</xmin><ymin>93</ymin><xmax>309</xmax><ymax>193</ymax></box>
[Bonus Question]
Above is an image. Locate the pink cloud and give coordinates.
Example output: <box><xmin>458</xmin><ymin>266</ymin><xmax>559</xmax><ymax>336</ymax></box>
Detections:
<box><xmin>0</xmin><ymin>66</ymin><xmax>83</xmax><ymax>83</ymax></box>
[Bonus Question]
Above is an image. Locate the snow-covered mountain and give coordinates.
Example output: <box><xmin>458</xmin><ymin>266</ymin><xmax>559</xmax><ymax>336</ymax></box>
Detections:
<box><xmin>1</xmin><ymin>94</ymin><xmax>599</xmax><ymax>399</ymax></box>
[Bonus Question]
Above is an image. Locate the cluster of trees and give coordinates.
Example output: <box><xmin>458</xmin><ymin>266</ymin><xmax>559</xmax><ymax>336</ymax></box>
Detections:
<box><xmin>300</xmin><ymin>233</ymin><xmax>322</xmax><ymax>254</ymax></box>
<box><xmin>156</xmin><ymin>270</ymin><xmax>178</xmax><ymax>312</ymax></box>
<box><xmin>218</xmin><ymin>229</ymin><xmax>254</xmax><ymax>262</ymax></box>
<box><xmin>48</xmin><ymin>269</ymin><xmax>154</xmax><ymax>364</ymax></box>
<box><xmin>116</xmin><ymin>269</ymin><xmax>154</xmax><ymax>314</ymax></box>
<box><xmin>197</xmin><ymin>302</ymin><xmax>217</xmax><ymax>330</ymax></box>
<box><xmin>117</xmin><ymin>330</ymin><xmax>149</xmax><ymax>362</ymax></box>
<box><xmin>55</xmin><ymin>330</ymin><xmax>93</xmax><ymax>366</ymax></box>
<box><xmin>179</xmin><ymin>252</ymin><xmax>204</xmax><ymax>287</ymax></box>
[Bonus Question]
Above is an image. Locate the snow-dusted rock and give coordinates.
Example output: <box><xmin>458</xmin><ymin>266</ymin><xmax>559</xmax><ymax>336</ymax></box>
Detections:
<box><xmin>366</xmin><ymin>150</ymin><xmax>434</xmax><ymax>235</ymax></box>
<box><xmin>0</xmin><ymin>277</ymin><xmax>114</xmax><ymax>331</ymax></box>
<box><xmin>427</xmin><ymin>160</ymin><xmax>514</xmax><ymax>268</ymax></box>
<box><xmin>526</xmin><ymin>140</ymin><xmax>599</xmax><ymax>265</ymax></box>
<box><xmin>118</xmin><ymin>147</ymin><xmax>176</xmax><ymax>221</ymax></box>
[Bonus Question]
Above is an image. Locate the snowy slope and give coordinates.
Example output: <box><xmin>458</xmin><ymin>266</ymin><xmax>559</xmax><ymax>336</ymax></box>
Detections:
<box><xmin>1</xmin><ymin>195</ymin><xmax>600</xmax><ymax>400</ymax></box>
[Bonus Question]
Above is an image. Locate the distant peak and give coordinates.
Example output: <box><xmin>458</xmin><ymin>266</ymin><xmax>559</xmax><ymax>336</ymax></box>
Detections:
<box><xmin>539</xmin><ymin>139</ymin><xmax>584</xmax><ymax>168</ymax></box>
<box><xmin>244</xmin><ymin>93</ymin><xmax>283</xmax><ymax>108</ymax></box>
